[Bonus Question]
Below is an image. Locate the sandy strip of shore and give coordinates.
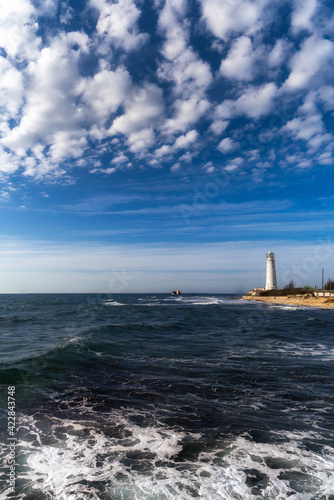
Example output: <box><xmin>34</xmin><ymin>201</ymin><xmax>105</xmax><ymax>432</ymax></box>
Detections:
<box><xmin>241</xmin><ymin>295</ymin><xmax>334</xmax><ymax>309</ymax></box>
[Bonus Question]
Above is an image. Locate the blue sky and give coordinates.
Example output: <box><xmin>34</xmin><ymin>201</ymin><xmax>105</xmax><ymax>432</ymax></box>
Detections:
<box><xmin>0</xmin><ymin>0</ymin><xmax>333</xmax><ymax>292</ymax></box>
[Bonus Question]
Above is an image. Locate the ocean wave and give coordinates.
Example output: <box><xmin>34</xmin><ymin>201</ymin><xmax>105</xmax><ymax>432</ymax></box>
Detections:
<box><xmin>276</xmin><ymin>343</ymin><xmax>334</xmax><ymax>361</ymax></box>
<box><xmin>8</xmin><ymin>409</ymin><xmax>334</xmax><ymax>500</ymax></box>
<box><xmin>161</xmin><ymin>296</ymin><xmax>230</xmax><ymax>306</ymax></box>
<box><xmin>270</xmin><ymin>304</ymin><xmax>309</xmax><ymax>311</ymax></box>
<box><xmin>102</xmin><ymin>300</ymin><xmax>126</xmax><ymax>306</ymax></box>
<box><xmin>0</xmin><ymin>335</ymin><xmax>86</xmax><ymax>371</ymax></box>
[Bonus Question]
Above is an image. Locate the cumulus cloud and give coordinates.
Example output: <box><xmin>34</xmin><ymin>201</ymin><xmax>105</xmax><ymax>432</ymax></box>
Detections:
<box><xmin>318</xmin><ymin>86</ymin><xmax>334</xmax><ymax>111</ymax></box>
<box><xmin>217</xmin><ymin>137</ymin><xmax>238</xmax><ymax>154</ymax></box>
<box><xmin>157</xmin><ymin>0</ymin><xmax>212</xmax><ymax>139</ymax></box>
<box><xmin>2</xmin><ymin>32</ymin><xmax>90</xmax><ymax>164</ymax></box>
<box><xmin>90</xmin><ymin>0</ymin><xmax>148</xmax><ymax>51</ymax></box>
<box><xmin>0</xmin><ymin>147</ymin><xmax>20</xmax><ymax>174</ymax></box>
<box><xmin>291</xmin><ymin>0</ymin><xmax>317</xmax><ymax>33</ymax></box>
<box><xmin>0</xmin><ymin>0</ymin><xmax>41</xmax><ymax>60</ymax></box>
<box><xmin>200</xmin><ymin>0</ymin><xmax>264</xmax><ymax>41</ymax></box>
<box><xmin>0</xmin><ymin>57</ymin><xmax>24</xmax><ymax>119</ymax></box>
<box><xmin>317</xmin><ymin>151</ymin><xmax>333</xmax><ymax>165</ymax></box>
<box><xmin>127</xmin><ymin>127</ymin><xmax>155</xmax><ymax>152</ymax></box>
<box><xmin>81</xmin><ymin>67</ymin><xmax>131</xmax><ymax>122</ymax></box>
<box><xmin>220</xmin><ymin>36</ymin><xmax>256</xmax><ymax>81</ymax></box>
<box><xmin>281</xmin><ymin>91</ymin><xmax>332</xmax><ymax>153</ymax></box>
<box><xmin>267</xmin><ymin>39</ymin><xmax>291</xmax><ymax>68</ymax></box>
<box><xmin>158</xmin><ymin>21</ymin><xmax>212</xmax><ymax>97</ymax></box>
<box><xmin>284</xmin><ymin>35</ymin><xmax>334</xmax><ymax>90</ymax></box>
<box><xmin>0</xmin><ymin>0</ymin><xmax>332</xmax><ymax>183</ymax></box>
<box><xmin>283</xmin><ymin>114</ymin><xmax>324</xmax><ymax>141</ymax></box>
<box><xmin>158</xmin><ymin>0</ymin><xmax>188</xmax><ymax>61</ymax></box>
<box><xmin>164</xmin><ymin>97</ymin><xmax>210</xmax><ymax>134</ymax></box>
<box><xmin>214</xmin><ymin>83</ymin><xmax>277</xmax><ymax>122</ymax></box>
<box><xmin>174</xmin><ymin>130</ymin><xmax>198</xmax><ymax>149</ymax></box>
<box><xmin>109</xmin><ymin>83</ymin><xmax>164</xmax><ymax>138</ymax></box>
<box><xmin>234</xmin><ymin>82</ymin><xmax>278</xmax><ymax>118</ymax></box>
<box><xmin>209</xmin><ymin>120</ymin><xmax>229</xmax><ymax>136</ymax></box>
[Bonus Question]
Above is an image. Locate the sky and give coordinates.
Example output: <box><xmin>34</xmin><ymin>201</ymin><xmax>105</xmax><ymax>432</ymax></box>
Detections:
<box><xmin>0</xmin><ymin>0</ymin><xmax>333</xmax><ymax>293</ymax></box>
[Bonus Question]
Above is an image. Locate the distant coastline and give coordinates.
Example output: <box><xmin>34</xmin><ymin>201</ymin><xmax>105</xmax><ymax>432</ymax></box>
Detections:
<box><xmin>241</xmin><ymin>294</ymin><xmax>334</xmax><ymax>309</ymax></box>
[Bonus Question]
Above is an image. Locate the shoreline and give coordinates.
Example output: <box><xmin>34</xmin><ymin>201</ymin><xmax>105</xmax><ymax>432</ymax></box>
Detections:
<box><xmin>241</xmin><ymin>295</ymin><xmax>334</xmax><ymax>309</ymax></box>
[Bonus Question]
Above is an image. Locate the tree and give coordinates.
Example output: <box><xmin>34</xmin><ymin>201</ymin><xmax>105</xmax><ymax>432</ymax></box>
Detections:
<box><xmin>284</xmin><ymin>279</ymin><xmax>295</xmax><ymax>290</ymax></box>
<box><xmin>324</xmin><ymin>279</ymin><xmax>334</xmax><ymax>290</ymax></box>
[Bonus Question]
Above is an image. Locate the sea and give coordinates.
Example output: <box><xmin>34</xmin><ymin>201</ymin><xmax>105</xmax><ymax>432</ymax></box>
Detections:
<box><xmin>0</xmin><ymin>293</ymin><xmax>334</xmax><ymax>500</ymax></box>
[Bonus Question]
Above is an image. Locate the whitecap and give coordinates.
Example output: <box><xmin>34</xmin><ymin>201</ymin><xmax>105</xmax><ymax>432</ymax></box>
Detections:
<box><xmin>15</xmin><ymin>411</ymin><xmax>334</xmax><ymax>499</ymax></box>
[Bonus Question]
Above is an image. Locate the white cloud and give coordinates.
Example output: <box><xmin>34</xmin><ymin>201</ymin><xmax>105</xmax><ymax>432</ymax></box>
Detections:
<box><xmin>209</xmin><ymin>120</ymin><xmax>229</xmax><ymax>136</ymax></box>
<box><xmin>200</xmin><ymin>0</ymin><xmax>263</xmax><ymax>41</ymax></box>
<box><xmin>318</xmin><ymin>86</ymin><xmax>334</xmax><ymax>111</ymax></box>
<box><xmin>158</xmin><ymin>0</ymin><xmax>187</xmax><ymax>60</ymax></box>
<box><xmin>110</xmin><ymin>83</ymin><xmax>164</xmax><ymax>136</ymax></box>
<box><xmin>2</xmin><ymin>31</ymin><xmax>90</xmax><ymax>164</ymax></box>
<box><xmin>308</xmin><ymin>133</ymin><xmax>333</xmax><ymax>149</ymax></box>
<box><xmin>283</xmin><ymin>114</ymin><xmax>324</xmax><ymax>141</ymax></box>
<box><xmin>224</xmin><ymin>163</ymin><xmax>238</xmax><ymax>172</ymax></box>
<box><xmin>170</xmin><ymin>162</ymin><xmax>180</xmax><ymax>172</ymax></box>
<box><xmin>159</xmin><ymin>48</ymin><xmax>212</xmax><ymax>96</ymax></box>
<box><xmin>291</xmin><ymin>0</ymin><xmax>317</xmax><ymax>33</ymax></box>
<box><xmin>317</xmin><ymin>151</ymin><xmax>333</xmax><ymax>165</ymax></box>
<box><xmin>81</xmin><ymin>67</ymin><xmax>131</xmax><ymax>122</ymax></box>
<box><xmin>230</xmin><ymin>157</ymin><xmax>244</xmax><ymax>167</ymax></box>
<box><xmin>268</xmin><ymin>39</ymin><xmax>291</xmax><ymax>68</ymax></box>
<box><xmin>90</xmin><ymin>166</ymin><xmax>116</xmax><ymax>174</ymax></box>
<box><xmin>164</xmin><ymin>97</ymin><xmax>210</xmax><ymax>134</ymax></box>
<box><xmin>220</xmin><ymin>36</ymin><xmax>256</xmax><ymax>81</ymax></box>
<box><xmin>284</xmin><ymin>36</ymin><xmax>334</xmax><ymax>91</ymax></box>
<box><xmin>174</xmin><ymin>130</ymin><xmax>198</xmax><ymax>149</ymax></box>
<box><xmin>0</xmin><ymin>57</ymin><xmax>24</xmax><ymax>119</ymax></box>
<box><xmin>217</xmin><ymin>137</ymin><xmax>238</xmax><ymax>154</ymax></box>
<box><xmin>49</xmin><ymin>132</ymin><xmax>88</xmax><ymax>162</ymax></box>
<box><xmin>155</xmin><ymin>144</ymin><xmax>173</xmax><ymax>158</ymax></box>
<box><xmin>282</xmin><ymin>92</ymin><xmax>330</xmax><ymax>146</ymax></box>
<box><xmin>179</xmin><ymin>151</ymin><xmax>194</xmax><ymax>163</ymax></box>
<box><xmin>0</xmin><ymin>147</ymin><xmax>20</xmax><ymax>174</ymax></box>
<box><xmin>215</xmin><ymin>101</ymin><xmax>234</xmax><ymax>120</ymax></box>
<box><xmin>90</xmin><ymin>0</ymin><xmax>148</xmax><ymax>52</ymax></box>
<box><xmin>0</xmin><ymin>0</ymin><xmax>41</xmax><ymax>60</ymax></box>
<box><xmin>234</xmin><ymin>82</ymin><xmax>278</xmax><ymax>118</ymax></box>
<box><xmin>111</xmin><ymin>153</ymin><xmax>128</xmax><ymax>164</ymax></box>
<box><xmin>157</xmin><ymin>0</ymin><xmax>212</xmax><ymax>98</ymax></box>
<box><xmin>127</xmin><ymin>127</ymin><xmax>155</xmax><ymax>152</ymax></box>
<box><xmin>214</xmin><ymin>83</ymin><xmax>277</xmax><ymax>123</ymax></box>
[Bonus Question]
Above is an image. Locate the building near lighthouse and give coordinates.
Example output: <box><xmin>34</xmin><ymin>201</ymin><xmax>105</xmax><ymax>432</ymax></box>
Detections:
<box><xmin>265</xmin><ymin>251</ymin><xmax>277</xmax><ymax>290</ymax></box>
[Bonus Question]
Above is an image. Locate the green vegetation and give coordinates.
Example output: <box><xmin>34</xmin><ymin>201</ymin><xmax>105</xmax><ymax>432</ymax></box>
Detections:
<box><xmin>260</xmin><ymin>284</ymin><xmax>315</xmax><ymax>296</ymax></box>
<box><xmin>283</xmin><ymin>279</ymin><xmax>295</xmax><ymax>290</ymax></box>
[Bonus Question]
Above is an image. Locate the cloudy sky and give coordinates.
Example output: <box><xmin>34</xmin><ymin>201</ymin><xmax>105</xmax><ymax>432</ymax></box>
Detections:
<box><xmin>0</xmin><ymin>0</ymin><xmax>333</xmax><ymax>292</ymax></box>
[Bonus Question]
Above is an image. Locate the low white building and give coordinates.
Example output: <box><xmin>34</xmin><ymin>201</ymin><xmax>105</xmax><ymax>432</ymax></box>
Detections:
<box><xmin>314</xmin><ymin>290</ymin><xmax>334</xmax><ymax>297</ymax></box>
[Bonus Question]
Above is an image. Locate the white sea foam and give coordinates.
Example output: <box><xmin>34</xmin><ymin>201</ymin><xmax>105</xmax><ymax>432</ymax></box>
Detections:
<box><xmin>270</xmin><ymin>304</ymin><xmax>308</xmax><ymax>311</ymax></box>
<box><xmin>165</xmin><ymin>296</ymin><xmax>229</xmax><ymax>306</ymax></box>
<box><xmin>15</xmin><ymin>411</ymin><xmax>334</xmax><ymax>500</ymax></box>
<box><xmin>102</xmin><ymin>300</ymin><xmax>125</xmax><ymax>306</ymax></box>
<box><xmin>277</xmin><ymin>343</ymin><xmax>334</xmax><ymax>361</ymax></box>
<box><xmin>134</xmin><ymin>295</ymin><xmax>238</xmax><ymax>307</ymax></box>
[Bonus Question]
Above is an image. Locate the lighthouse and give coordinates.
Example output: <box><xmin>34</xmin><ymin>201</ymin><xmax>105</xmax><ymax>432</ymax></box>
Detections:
<box><xmin>265</xmin><ymin>251</ymin><xmax>277</xmax><ymax>290</ymax></box>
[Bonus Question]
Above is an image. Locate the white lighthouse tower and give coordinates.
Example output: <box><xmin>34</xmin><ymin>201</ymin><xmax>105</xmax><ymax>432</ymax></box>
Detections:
<box><xmin>265</xmin><ymin>251</ymin><xmax>277</xmax><ymax>290</ymax></box>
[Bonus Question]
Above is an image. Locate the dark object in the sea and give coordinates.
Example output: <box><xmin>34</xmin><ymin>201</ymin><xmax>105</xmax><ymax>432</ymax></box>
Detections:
<box><xmin>172</xmin><ymin>290</ymin><xmax>181</xmax><ymax>295</ymax></box>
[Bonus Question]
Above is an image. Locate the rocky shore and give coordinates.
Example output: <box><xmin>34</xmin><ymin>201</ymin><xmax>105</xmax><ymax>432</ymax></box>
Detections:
<box><xmin>241</xmin><ymin>294</ymin><xmax>334</xmax><ymax>309</ymax></box>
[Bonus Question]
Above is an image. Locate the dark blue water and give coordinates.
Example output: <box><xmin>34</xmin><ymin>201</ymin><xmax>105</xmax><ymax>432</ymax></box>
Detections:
<box><xmin>1</xmin><ymin>294</ymin><xmax>334</xmax><ymax>499</ymax></box>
